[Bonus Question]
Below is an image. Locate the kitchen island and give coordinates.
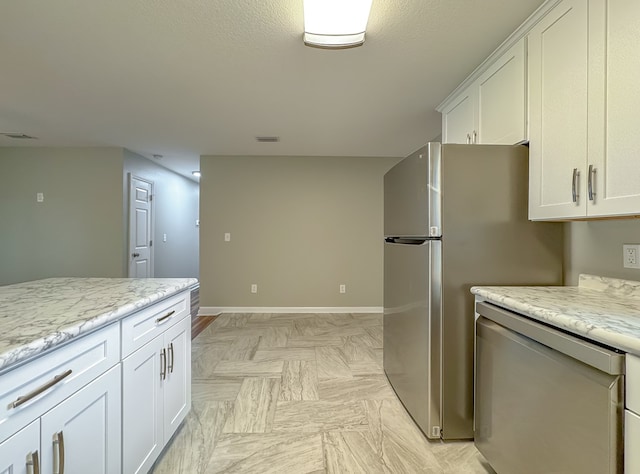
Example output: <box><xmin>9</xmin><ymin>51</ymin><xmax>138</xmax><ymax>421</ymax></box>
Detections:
<box><xmin>0</xmin><ymin>277</ymin><xmax>197</xmax><ymax>473</ymax></box>
<box><xmin>471</xmin><ymin>274</ymin><xmax>640</xmax><ymax>474</ymax></box>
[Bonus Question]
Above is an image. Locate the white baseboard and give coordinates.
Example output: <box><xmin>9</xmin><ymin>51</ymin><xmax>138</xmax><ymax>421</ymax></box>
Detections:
<box><xmin>198</xmin><ymin>306</ymin><xmax>383</xmax><ymax>316</ymax></box>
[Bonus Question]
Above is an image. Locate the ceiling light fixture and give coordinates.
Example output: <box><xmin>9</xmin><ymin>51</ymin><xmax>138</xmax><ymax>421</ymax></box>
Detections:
<box><xmin>303</xmin><ymin>0</ymin><xmax>373</xmax><ymax>49</ymax></box>
<box><xmin>192</xmin><ymin>171</ymin><xmax>201</xmax><ymax>177</ymax></box>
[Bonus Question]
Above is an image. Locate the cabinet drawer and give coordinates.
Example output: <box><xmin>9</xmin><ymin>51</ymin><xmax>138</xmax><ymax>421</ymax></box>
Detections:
<box><xmin>0</xmin><ymin>323</ymin><xmax>120</xmax><ymax>443</ymax></box>
<box><xmin>121</xmin><ymin>291</ymin><xmax>189</xmax><ymax>357</ymax></box>
<box><xmin>627</xmin><ymin>354</ymin><xmax>640</xmax><ymax>414</ymax></box>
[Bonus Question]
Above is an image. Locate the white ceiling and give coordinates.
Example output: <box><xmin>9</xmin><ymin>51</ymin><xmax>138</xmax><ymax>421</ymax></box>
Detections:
<box><xmin>0</xmin><ymin>0</ymin><xmax>545</xmax><ymax>180</ymax></box>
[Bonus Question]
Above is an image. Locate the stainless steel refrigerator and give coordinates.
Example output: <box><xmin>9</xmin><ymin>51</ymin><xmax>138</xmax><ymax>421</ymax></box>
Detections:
<box><xmin>383</xmin><ymin>143</ymin><xmax>563</xmax><ymax>440</ymax></box>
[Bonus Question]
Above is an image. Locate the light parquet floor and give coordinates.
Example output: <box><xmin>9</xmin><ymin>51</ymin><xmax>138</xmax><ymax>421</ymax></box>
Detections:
<box><xmin>152</xmin><ymin>312</ymin><xmax>494</xmax><ymax>474</ymax></box>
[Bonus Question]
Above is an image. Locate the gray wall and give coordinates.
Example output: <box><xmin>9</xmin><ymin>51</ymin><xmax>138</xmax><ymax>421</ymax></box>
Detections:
<box><xmin>200</xmin><ymin>155</ymin><xmax>400</xmax><ymax>308</ymax></box>
<box><xmin>123</xmin><ymin>150</ymin><xmax>199</xmax><ymax>278</ymax></box>
<box><xmin>564</xmin><ymin>219</ymin><xmax>640</xmax><ymax>285</ymax></box>
<box><xmin>0</xmin><ymin>147</ymin><xmax>125</xmax><ymax>285</ymax></box>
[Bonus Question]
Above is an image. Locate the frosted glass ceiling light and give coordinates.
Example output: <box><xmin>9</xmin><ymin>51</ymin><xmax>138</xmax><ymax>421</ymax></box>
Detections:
<box><xmin>303</xmin><ymin>0</ymin><xmax>373</xmax><ymax>49</ymax></box>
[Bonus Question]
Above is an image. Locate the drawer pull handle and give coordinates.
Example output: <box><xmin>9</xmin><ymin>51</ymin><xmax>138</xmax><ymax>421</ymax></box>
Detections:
<box><xmin>9</xmin><ymin>369</ymin><xmax>73</xmax><ymax>409</ymax></box>
<box><xmin>53</xmin><ymin>431</ymin><xmax>65</xmax><ymax>474</ymax></box>
<box><xmin>26</xmin><ymin>450</ymin><xmax>40</xmax><ymax>474</ymax></box>
<box><xmin>160</xmin><ymin>348</ymin><xmax>167</xmax><ymax>380</ymax></box>
<box><xmin>168</xmin><ymin>342</ymin><xmax>174</xmax><ymax>373</ymax></box>
<box><xmin>156</xmin><ymin>310</ymin><xmax>176</xmax><ymax>324</ymax></box>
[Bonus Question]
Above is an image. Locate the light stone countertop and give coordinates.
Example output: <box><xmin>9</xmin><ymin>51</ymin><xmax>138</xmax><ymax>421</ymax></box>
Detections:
<box><xmin>0</xmin><ymin>277</ymin><xmax>198</xmax><ymax>373</ymax></box>
<box><xmin>471</xmin><ymin>274</ymin><xmax>640</xmax><ymax>355</ymax></box>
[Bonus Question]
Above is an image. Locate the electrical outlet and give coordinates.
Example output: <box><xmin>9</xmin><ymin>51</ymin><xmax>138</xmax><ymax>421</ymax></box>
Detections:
<box><xmin>224</xmin><ymin>233</ymin><xmax>231</xmax><ymax>242</ymax></box>
<box><xmin>623</xmin><ymin>244</ymin><xmax>640</xmax><ymax>269</ymax></box>
<box><xmin>163</xmin><ymin>233</ymin><xmax>167</xmax><ymax>242</ymax></box>
<box><xmin>339</xmin><ymin>284</ymin><xmax>346</xmax><ymax>294</ymax></box>
<box><xmin>36</xmin><ymin>192</ymin><xmax>44</xmax><ymax>203</ymax></box>
<box><xmin>251</xmin><ymin>284</ymin><xmax>258</xmax><ymax>294</ymax></box>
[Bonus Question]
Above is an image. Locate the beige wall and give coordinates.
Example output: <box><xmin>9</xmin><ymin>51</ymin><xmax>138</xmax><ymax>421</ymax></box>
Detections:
<box><xmin>0</xmin><ymin>147</ymin><xmax>125</xmax><ymax>285</ymax></box>
<box><xmin>200</xmin><ymin>155</ymin><xmax>400</xmax><ymax>307</ymax></box>
<box><xmin>564</xmin><ymin>219</ymin><xmax>640</xmax><ymax>285</ymax></box>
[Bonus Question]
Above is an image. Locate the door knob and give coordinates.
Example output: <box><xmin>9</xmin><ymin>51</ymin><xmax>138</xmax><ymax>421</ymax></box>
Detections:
<box><xmin>132</xmin><ymin>252</ymin><xmax>140</xmax><ymax>258</ymax></box>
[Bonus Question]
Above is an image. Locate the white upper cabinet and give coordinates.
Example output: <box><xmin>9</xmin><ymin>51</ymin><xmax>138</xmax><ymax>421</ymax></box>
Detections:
<box><xmin>587</xmin><ymin>0</ymin><xmax>640</xmax><ymax>217</ymax></box>
<box><xmin>528</xmin><ymin>0</ymin><xmax>589</xmax><ymax>219</ymax></box>
<box><xmin>441</xmin><ymin>85</ymin><xmax>475</xmax><ymax>144</ymax></box>
<box><xmin>439</xmin><ymin>38</ymin><xmax>527</xmax><ymax>146</ymax></box>
<box><xmin>477</xmin><ymin>39</ymin><xmax>527</xmax><ymax>145</ymax></box>
<box><xmin>529</xmin><ymin>0</ymin><xmax>640</xmax><ymax>219</ymax></box>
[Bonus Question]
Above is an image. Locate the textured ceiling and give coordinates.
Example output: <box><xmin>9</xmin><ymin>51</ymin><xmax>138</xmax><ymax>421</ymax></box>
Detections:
<box><xmin>0</xmin><ymin>0</ymin><xmax>545</xmax><ymax>179</ymax></box>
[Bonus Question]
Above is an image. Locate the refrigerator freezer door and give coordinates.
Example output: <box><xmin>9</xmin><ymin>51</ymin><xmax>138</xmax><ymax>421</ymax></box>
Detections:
<box><xmin>384</xmin><ymin>143</ymin><xmax>441</xmax><ymax>238</ymax></box>
<box><xmin>383</xmin><ymin>238</ymin><xmax>442</xmax><ymax>439</ymax></box>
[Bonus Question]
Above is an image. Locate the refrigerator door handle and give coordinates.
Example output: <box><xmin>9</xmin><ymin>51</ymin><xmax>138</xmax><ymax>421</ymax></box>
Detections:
<box><xmin>385</xmin><ymin>237</ymin><xmax>431</xmax><ymax>245</ymax></box>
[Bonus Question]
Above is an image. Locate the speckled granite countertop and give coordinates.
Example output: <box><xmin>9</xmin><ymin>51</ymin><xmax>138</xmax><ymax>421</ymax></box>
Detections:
<box><xmin>471</xmin><ymin>274</ymin><xmax>640</xmax><ymax>355</ymax></box>
<box><xmin>0</xmin><ymin>277</ymin><xmax>198</xmax><ymax>373</ymax></box>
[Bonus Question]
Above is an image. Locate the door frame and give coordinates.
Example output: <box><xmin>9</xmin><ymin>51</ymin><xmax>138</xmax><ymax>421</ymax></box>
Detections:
<box><xmin>128</xmin><ymin>174</ymin><xmax>155</xmax><ymax>277</ymax></box>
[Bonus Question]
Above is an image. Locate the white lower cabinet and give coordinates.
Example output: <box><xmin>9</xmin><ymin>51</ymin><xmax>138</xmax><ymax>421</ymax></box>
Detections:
<box><xmin>0</xmin><ymin>365</ymin><xmax>121</xmax><ymax>474</ymax></box>
<box><xmin>626</xmin><ymin>410</ymin><xmax>640</xmax><ymax>474</ymax></box>
<box><xmin>40</xmin><ymin>364</ymin><xmax>121</xmax><ymax>474</ymax></box>
<box><xmin>163</xmin><ymin>317</ymin><xmax>191</xmax><ymax>438</ymax></box>
<box><xmin>627</xmin><ymin>354</ymin><xmax>640</xmax><ymax>473</ymax></box>
<box><xmin>0</xmin><ymin>419</ymin><xmax>40</xmax><ymax>474</ymax></box>
<box><xmin>123</xmin><ymin>315</ymin><xmax>191</xmax><ymax>474</ymax></box>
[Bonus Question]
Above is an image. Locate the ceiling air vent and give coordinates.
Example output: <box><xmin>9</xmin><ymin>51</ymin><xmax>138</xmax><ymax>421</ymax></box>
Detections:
<box><xmin>256</xmin><ymin>136</ymin><xmax>280</xmax><ymax>143</ymax></box>
<box><xmin>0</xmin><ymin>133</ymin><xmax>38</xmax><ymax>139</ymax></box>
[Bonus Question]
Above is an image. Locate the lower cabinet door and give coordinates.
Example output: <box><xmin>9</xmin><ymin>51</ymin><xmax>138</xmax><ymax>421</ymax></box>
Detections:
<box><xmin>0</xmin><ymin>419</ymin><xmax>40</xmax><ymax>474</ymax></box>
<box><xmin>122</xmin><ymin>335</ymin><xmax>164</xmax><ymax>474</ymax></box>
<box><xmin>163</xmin><ymin>316</ymin><xmax>191</xmax><ymax>441</ymax></box>
<box><xmin>40</xmin><ymin>364</ymin><xmax>121</xmax><ymax>474</ymax></box>
<box><xmin>627</xmin><ymin>410</ymin><xmax>640</xmax><ymax>474</ymax></box>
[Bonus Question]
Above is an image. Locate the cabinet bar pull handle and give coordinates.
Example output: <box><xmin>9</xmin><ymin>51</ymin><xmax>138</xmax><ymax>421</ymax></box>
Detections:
<box><xmin>160</xmin><ymin>348</ymin><xmax>167</xmax><ymax>380</ymax></box>
<box><xmin>156</xmin><ymin>310</ymin><xmax>175</xmax><ymax>324</ymax></box>
<box><xmin>168</xmin><ymin>342</ymin><xmax>174</xmax><ymax>373</ymax></box>
<box><xmin>9</xmin><ymin>369</ymin><xmax>73</xmax><ymax>409</ymax></box>
<box><xmin>588</xmin><ymin>164</ymin><xmax>596</xmax><ymax>201</ymax></box>
<box><xmin>26</xmin><ymin>450</ymin><xmax>40</xmax><ymax>474</ymax></box>
<box><xmin>571</xmin><ymin>168</ymin><xmax>580</xmax><ymax>204</ymax></box>
<box><xmin>53</xmin><ymin>431</ymin><xmax>65</xmax><ymax>474</ymax></box>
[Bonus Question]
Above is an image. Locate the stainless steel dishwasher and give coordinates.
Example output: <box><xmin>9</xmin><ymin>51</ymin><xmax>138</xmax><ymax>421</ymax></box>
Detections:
<box><xmin>475</xmin><ymin>301</ymin><xmax>625</xmax><ymax>474</ymax></box>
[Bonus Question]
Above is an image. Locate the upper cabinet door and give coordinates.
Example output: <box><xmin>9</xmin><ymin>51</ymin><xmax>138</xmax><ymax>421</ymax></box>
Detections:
<box><xmin>587</xmin><ymin>0</ymin><xmax>640</xmax><ymax>217</ymax></box>
<box><xmin>441</xmin><ymin>86</ymin><xmax>475</xmax><ymax>144</ymax></box>
<box><xmin>477</xmin><ymin>38</ymin><xmax>527</xmax><ymax>145</ymax></box>
<box><xmin>528</xmin><ymin>0</ymin><xmax>589</xmax><ymax>220</ymax></box>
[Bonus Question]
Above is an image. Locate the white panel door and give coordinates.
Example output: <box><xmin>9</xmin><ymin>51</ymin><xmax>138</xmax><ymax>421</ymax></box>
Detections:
<box><xmin>128</xmin><ymin>175</ymin><xmax>154</xmax><ymax>277</ymax></box>
<box><xmin>442</xmin><ymin>86</ymin><xmax>475</xmax><ymax>144</ymax></box>
<box><xmin>587</xmin><ymin>0</ymin><xmax>640</xmax><ymax>217</ymax></box>
<box><xmin>0</xmin><ymin>419</ymin><xmax>40</xmax><ymax>474</ymax></box>
<box><xmin>163</xmin><ymin>316</ymin><xmax>191</xmax><ymax>441</ymax></box>
<box><xmin>477</xmin><ymin>38</ymin><xmax>527</xmax><ymax>145</ymax></box>
<box><xmin>40</xmin><ymin>365</ymin><xmax>121</xmax><ymax>474</ymax></box>
<box><xmin>528</xmin><ymin>0</ymin><xmax>589</xmax><ymax>220</ymax></box>
<box><xmin>122</xmin><ymin>336</ymin><xmax>164</xmax><ymax>474</ymax></box>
